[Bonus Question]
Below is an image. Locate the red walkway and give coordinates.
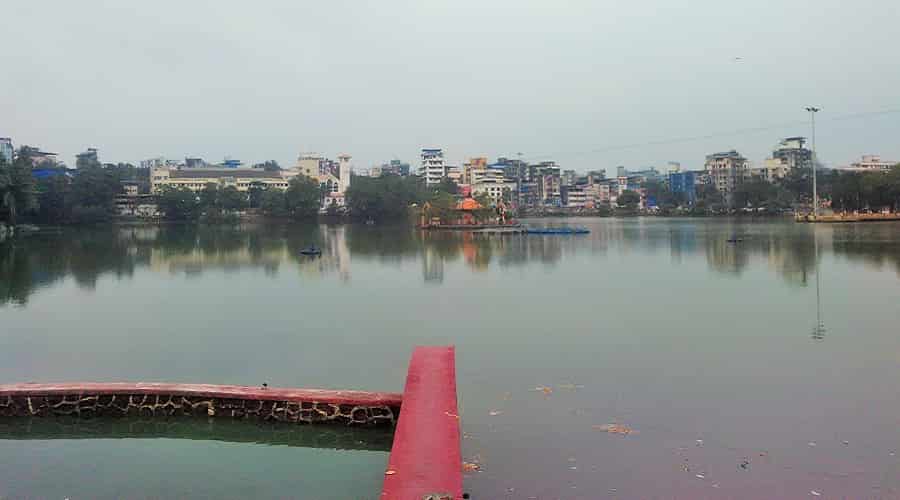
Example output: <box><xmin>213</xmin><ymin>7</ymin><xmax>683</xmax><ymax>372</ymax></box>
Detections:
<box><xmin>382</xmin><ymin>346</ymin><xmax>463</xmax><ymax>500</ymax></box>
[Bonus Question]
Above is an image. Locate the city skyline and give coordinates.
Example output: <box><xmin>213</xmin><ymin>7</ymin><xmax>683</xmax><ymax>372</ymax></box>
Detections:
<box><xmin>3</xmin><ymin>1</ymin><xmax>899</xmax><ymax>174</ymax></box>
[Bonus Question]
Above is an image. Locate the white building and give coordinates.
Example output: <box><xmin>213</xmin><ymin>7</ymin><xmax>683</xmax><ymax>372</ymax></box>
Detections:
<box><xmin>284</xmin><ymin>152</ymin><xmax>353</xmax><ymax>210</ymax></box>
<box><xmin>150</xmin><ymin>167</ymin><xmax>289</xmax><ymax>193</ymax></box>
<box><xmin>847</xmin><ymin>155</ymin><xmax>896</xmax><ymax>172</ymax></box>
<box><xmin>565</xmin><ymin>186</ymin><xmax>588</xmax><ymax>207</ymax></box>
<box><xmin>420</xmin><ymin>148</ymin><xmax>446</xmax><ymax>185</ymax></box>
<box><xmin>472</xmin><ymin>176</ymin><xmax>515</xmax><ymax>204</ymax></box>
<box><xmin>705</xmin><ymin>150</ymin><xmax>749</xmax><ymax>198</ymax></box>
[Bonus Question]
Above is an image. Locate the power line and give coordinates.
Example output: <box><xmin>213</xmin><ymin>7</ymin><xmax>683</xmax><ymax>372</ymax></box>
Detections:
<box><xmin>522</xmin><ymin>107</ymin><xmax>900</xmax><ymax>162</ymax></box>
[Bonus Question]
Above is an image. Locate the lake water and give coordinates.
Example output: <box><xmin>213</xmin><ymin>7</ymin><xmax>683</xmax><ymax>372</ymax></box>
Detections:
<box><xmin>2</xmin><ymin>218</ymin><xmax>899</xmax><ymax>499</ymax></box>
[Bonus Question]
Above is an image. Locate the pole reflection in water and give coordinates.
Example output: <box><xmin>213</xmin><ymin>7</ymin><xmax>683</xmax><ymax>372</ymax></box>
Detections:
<box><xmin>811</xmin><ymin>226</ymin><xmax>826</xmax><ymax>341</ymax></box>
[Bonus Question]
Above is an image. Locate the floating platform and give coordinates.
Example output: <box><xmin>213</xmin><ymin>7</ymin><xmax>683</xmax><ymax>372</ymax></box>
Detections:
<box><xmin>796</xmin><ymin>213</ymin><xmax>900</xmax><ymax>223</ymax></box>
<box><xmin>526</xmin><ymin>227</ymin><xmax>590</xmax><ymax>235</ymax></box>
<box><xmin>419</xmin><ymin>223</ymin><xmax>522</xmax><ymax>231</ymax></box>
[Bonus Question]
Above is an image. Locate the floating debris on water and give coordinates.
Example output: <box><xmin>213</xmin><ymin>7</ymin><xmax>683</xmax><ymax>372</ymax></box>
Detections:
<box><xmin>463</xmin><ymin>462</ymin><xmax>481</xmax><ymax>472</ymax></box>
<box><xmin>740</xmin><ymin>459</ymin><xmax>750</xmax><ymax>470</ymax></box>
<box><xmin>384</xmin><ymin>470</ymin><xmax>397</xmax><ymax>475</ymax></box>
<box><xmin>808</xmin><ymin>442</ymin><xmax>817</xmax><ymax>447</ymax></box>
<box><xmin>533</xmin><ymin>386</ymin><xmax>553</xmax><ymax>396</ymax></box>
<box><xmin>695</xmin><ymin>474</ymin><xmax>705</xmax><ymax>479</ymax></box>
<box><xmin>592</xmin><ymin>423</ymin><xmax>638</xmax><ymax>435</ymax></box>
<box><xmin>810</xmin><ymin>490</ymin><xmax>821</xmax><ymax>496</ymax></box>
<box><xmin>488</xmin><ymin>410</ymin><xmax>503</xmax><ymax>416</ymax></box>
<box><xmin>696</xmin><ymin>439</ymin><xmax>704</xmax><ymax>447</ymax></box>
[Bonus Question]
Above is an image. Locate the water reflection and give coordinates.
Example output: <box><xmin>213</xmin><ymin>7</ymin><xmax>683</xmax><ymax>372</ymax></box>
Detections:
<box><xmin>0</xmin><ymin>417</ymin><xmax>392</xmax><ymax>451</ymax></box>
<box><xmin>2</xmin><ymin>219</ymin><xmax>900</xmax><ymax>306</ymax></box>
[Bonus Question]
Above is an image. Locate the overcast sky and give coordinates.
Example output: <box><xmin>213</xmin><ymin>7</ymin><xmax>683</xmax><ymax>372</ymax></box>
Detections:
<box><xmin>3</xmin><ymin>0</ymin><xmax>899</xmax><ymax>173</ymax></box>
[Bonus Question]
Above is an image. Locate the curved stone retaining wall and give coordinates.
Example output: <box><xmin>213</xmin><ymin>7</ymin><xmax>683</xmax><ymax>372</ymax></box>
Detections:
<box><xmin>0</xmin><ymin>383</ymin><xmax>402</xmax><ymax>426</ymax></box>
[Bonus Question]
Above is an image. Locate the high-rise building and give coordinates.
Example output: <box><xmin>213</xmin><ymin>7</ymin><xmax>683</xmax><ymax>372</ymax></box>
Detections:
<box><xmin>705</xmin><ymin>150</ymin><xmax>748</xmax><ymax>200</ymax></box>
<box><xmin>772</xmin><ymin>137</ymin><xmax>811</xmax><ymax>170</ymax></box>
<box><xmin>420</xmin><ymin>148</ymin><xmax>446</xmax><ymax>185</ymax></box>
<box><xmin>668</xmin><ymin>171</ymin><xmax>697</xmax><ymax>204</ymax></box>
<box><xmin>338</xmin><ymin>154</ymin><xmax>352</xmax><ymax>191</ymax></box>
<box><xmin>76</xmin><ymin>148</ymin><xmax>99</xmax><ymax>167</ymax></box>
<box><xmin>0</xmin><ymin>137</ymin><xmax>13</xmax><ymax>164</ymax></box>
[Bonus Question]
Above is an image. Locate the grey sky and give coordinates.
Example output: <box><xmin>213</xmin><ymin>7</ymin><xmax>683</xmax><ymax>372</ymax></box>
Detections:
<box><xmin>3</xmin><ymin>0</ymin><xmax>899</xmax><ymax>173</ymax></box>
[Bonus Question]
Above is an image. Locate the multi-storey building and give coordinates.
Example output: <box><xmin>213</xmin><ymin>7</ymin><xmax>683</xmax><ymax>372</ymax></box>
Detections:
<box><xmin>772</xmin><ymin>137</ymin><xmax>811</xmax><ymax>170</ymax></box>
<box><xmin>668</xmin><ymin>171</ymin><xmax>697</xmax><ymax>204</ymax></box>
<box><xmin>420</xmin><ymin>148</ymin><xmax>446</xmax><ymax>185</ymax></box>
<box><xmin>847</xmin><ymin>154</ymin><xmax>896</xmax><ymax>172</ymax></box>
<box><xmin>461</xmin><ymin>157</ymin><xmax>488</xmax><ymax>185</ymax></box>
<box><xmin>705</xmin><ymin>150</ymin><xmax>749</xmax><ymax>200</ymax></box>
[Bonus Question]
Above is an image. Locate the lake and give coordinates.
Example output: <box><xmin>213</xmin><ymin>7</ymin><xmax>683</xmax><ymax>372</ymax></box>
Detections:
<box><xmin>2</xmin><ymin>218</ymin><xmax>899</xmax><ymax>499</ymax></box>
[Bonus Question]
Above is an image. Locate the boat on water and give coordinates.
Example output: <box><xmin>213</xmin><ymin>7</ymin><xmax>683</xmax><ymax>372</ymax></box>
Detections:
<box><xmin>525</xmin><ymin>227</ymin><xmax>590</xmax><ymax>235</ymax></box>
<box><xmin>299</xmin><ymin>246</ymin><xmax>322</xmax><ymax>256</ymax></box>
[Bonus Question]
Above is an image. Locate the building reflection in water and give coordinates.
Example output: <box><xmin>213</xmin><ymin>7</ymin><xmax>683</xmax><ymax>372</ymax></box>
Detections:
<box><xmin>2</xmin><ymin>220</ymin><xmax>900</xmax><ymax>307</ymax></box>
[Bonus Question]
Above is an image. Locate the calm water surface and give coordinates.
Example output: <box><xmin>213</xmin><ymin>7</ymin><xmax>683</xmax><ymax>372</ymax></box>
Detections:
<box><xmin>2</xmin><ymin>218</ymin><xmax>899</xmax><ymax>499</ymax></box>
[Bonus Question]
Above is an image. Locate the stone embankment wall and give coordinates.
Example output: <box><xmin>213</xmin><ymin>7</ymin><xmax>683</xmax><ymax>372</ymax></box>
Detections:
<box><xmin>0</xmin><ymin>383</ymin><xmax>402</xmax><ymax>426</ymax></box>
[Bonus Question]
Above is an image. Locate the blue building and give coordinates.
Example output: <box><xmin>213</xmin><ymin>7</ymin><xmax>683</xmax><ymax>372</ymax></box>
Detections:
<box><xmin>668</xmin><ymin>171</ymin><xmax>696</xmax><ymax>204</ymax></box>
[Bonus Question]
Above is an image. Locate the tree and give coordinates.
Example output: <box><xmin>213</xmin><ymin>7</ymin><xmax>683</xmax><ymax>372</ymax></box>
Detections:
<box><xmin>284</xmin><ymin>175</ymin><xmax>321</xmax><ymax>219</ymax></box>
<box><xmin>199</xmin><ymin>183</ymin><xmax>218</xmax><ymax>210</ymax></box>
<box><xmin>218</xmin><ymin>186</ymin><xmax>247</xmax><ymax>212</ymax></box>
<box><xmin>694</xmin><ymin>184</ymin><xmax>724</xmax><ymax>212</ymax></box>
<box><xmin>473</xmin><ymin>192</ymin><xmax>492</xmax><ymax>208</ymax></box>
<box><xmin>260</xmin><ymin>188</ymin><xmax>288</xmax><ymax>217</ymax></box>
<box><xmin>70</xmin><ymin>163</ymin><xmax>121</xmax><ymax>213</ymax></box>
<box><xmin>641</xmin><ymin>179</ymin><xmax>678</xmax><ymax>209</ymax></box>
<box><xmin>248</xmin><ymin>182</ymin><xmax>265</xmax><ymax>208</ymax></box>
<box><xmin>617</xmin><ymin>189</ymin><xmax>640</xmax><ymax>209</ymax></box>
<box><xmin>345</xmin><ymin>174</ymin><xmax>425</xmax><ymax>221</ymax></box>
<box><xmin>158</xmin><ymin>187</ymin><xmax>200</xmax><ymax>220</ymax></box>
<box><xmin>36</xmin><ymin>175</ymin><xmax>72</xmax><ymax>223</ymax></box>
<box><xmin>435</xmin><ymin>176</ymin><xmax>458</xmax><ymax>195</ymax></box>
<box><xmin>0</xmin><ymin>150</ymin><xmax>37</xmax><ymax>226</ymax></box>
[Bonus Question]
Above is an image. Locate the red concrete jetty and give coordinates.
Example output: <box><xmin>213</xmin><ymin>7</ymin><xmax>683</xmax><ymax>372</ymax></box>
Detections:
<box><xmin>382</xmin><ymin>346</ymin><xmax>463</xmax><ymax>500</ymax></box>
<box><xmin>1</xmin><ymin>346</ymin><xmax>464</xmax><ymax>498</ymax></box>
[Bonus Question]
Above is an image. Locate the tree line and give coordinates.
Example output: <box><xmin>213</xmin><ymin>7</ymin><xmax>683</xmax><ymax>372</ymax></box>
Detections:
<box><xmin>640</xmin><ymin>164</ymin><xmax>900</xmax><ymax>214</ymax></box>
<box><xmin>344</xmin><ymin>174</ymin><xmax>469</xmax><ymax>221</ymax></box>
<box><xmin>1</xmin><ymin>147</ymin><xmax>149</xmax><ymax>225</ymax></box>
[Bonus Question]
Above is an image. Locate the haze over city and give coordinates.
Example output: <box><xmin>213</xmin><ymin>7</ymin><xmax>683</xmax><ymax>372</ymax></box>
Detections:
<box><xmin>3</xmin><ymin>0</ymin><xmax>899</xmax><ymax>172</ymax></box>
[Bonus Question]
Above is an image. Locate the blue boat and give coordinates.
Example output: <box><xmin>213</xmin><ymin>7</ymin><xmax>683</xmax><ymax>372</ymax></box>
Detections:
<box><xmin>525</xmin><ymin>227</ymin><xmax>590</xmax><ymax>235</ymax></box>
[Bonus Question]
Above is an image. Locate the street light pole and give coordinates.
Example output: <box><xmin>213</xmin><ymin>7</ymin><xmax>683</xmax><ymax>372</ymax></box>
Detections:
<box><xmin>805</xmin><ymin>106</ymin><xmax>821</xmax><ymax>217</ymax></box>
